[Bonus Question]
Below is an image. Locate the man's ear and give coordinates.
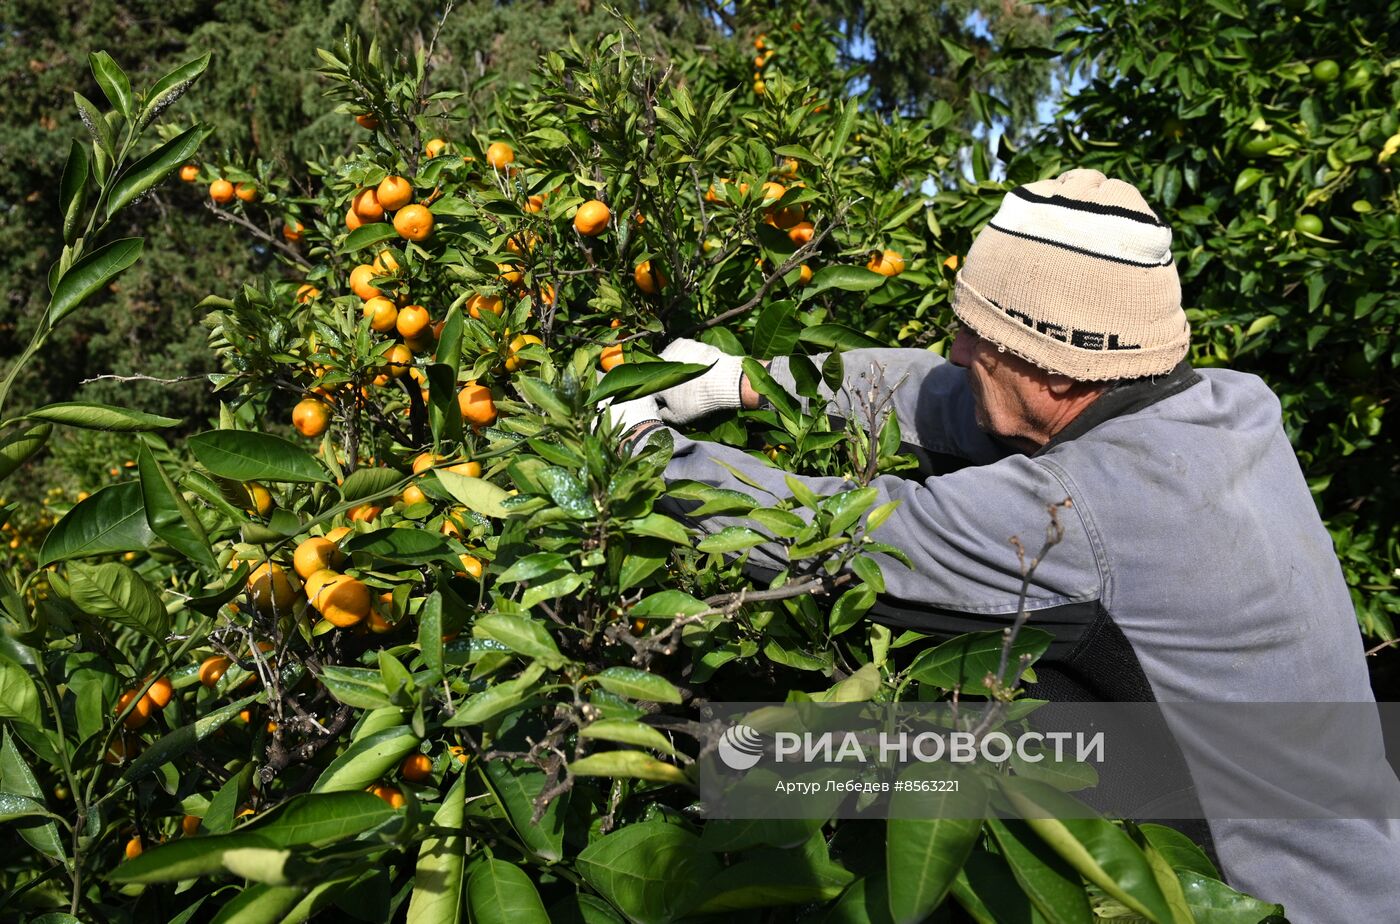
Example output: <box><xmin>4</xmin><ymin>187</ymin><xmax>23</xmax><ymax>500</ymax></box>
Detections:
<box><xmin>1046</xmin><ymin>374</ymin><xmax>1078</xmax><ymax>397</ymax></box>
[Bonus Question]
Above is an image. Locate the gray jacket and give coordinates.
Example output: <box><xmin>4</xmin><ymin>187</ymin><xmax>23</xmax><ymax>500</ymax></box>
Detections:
<box><xmin>654</xmin><ymin>348</ymin><xmax>1400</xmax><ymax>921</ymax></box>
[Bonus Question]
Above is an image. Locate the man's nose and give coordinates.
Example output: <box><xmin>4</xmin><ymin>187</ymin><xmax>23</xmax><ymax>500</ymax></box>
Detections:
<box><xmin>949</xmin><ymin>327</ymin><xmax>976</xmax><ymax>367</ymax></box>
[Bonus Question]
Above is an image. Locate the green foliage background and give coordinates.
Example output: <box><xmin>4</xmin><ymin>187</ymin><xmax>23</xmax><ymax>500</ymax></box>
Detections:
<box><xmin>0</xmin><ymin>3</ymin><xmax>1394</xmax><ymax>643</ymax></box>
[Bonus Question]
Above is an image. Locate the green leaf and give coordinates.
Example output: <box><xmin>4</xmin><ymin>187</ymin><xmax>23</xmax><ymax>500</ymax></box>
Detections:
<box><xmin>1143</xmin><ymin>839</ymin><xmax>1196</xmax><ymax>924</ymax></box>
<box><xmin>428</xmin><ymin>362</ymin><xmax>463</xmax><ymax>445</ymax></box>
<box><xmin>0</xmin><ymin>663</ymin><xmax>40</xmax><ymax>732</ymax></box>
<box><xmin>106</xmin><ymin>123</ymin><xmax>213</xmax><ymax>218</ymax></box>
<box><xmin>435</xmin><ymin>469</ymin><xmax>512</xmax><ymax>518</ymax></box>
<box><xmin>546</xmin><ymin>895</ymin><xmax>624</xmax><ymax>924</ymax></box>
<box><xmin>629</xmin><ymin>590</ymin><xmax>709</xmax><ymax>619</ymax></box>
<box><xmin>0</xmin><ymin>793</ymin><xmax>58</xmax><ymax>828</ymax></box>
<box><xmin>865</xmin><ymin>501</ymin><xmax>900</xmax><ymax>534</ymax></box>
<box><xmin>950</xmin><ymin>847</ymin><xmax>1037</xmax><ymax>924</ymax></box>
<box><xmin>472</xmin><ymin>614</ymin><xmax>565</xmax><ymax>669</ymax></box>
<box><xmin>1138</xmin><ymin>823</ymin><xmax>1219</xmax><ymax>880</ymax></box>
<box><xmin>886</xmin><ymin>766</ymin><xmax>986</xmax><ymax>923</ymax></box>
<box><xmin>906</xmin><ymin>628</ymin><xmax>1053</xmax><ymax>695</ymax></box>
<box><xmin>138</xmin><ymin>52</ymin><xmax>210</xmax><ymax>128</ymax></box>
<box><xmin>742</xmin><ymin>358</ymin><xmax>802</xmax><ymax>424</ymax></box>
<box><xmin>318</xmin><ymin>666</ymin><xmax>394</xmax><ymax>710</ymax></box>
<box><xmin>576</xmin><ymin>822</ymin><xmax>720</xmax><ymax>924</ymax></box>
<box><xmin>569</xmin><ymin>750</ymin><xmax>688</xmax><ymax>785</ymax></box>
<box><xmin>47</xmin><ymin>237</ymin><xmax>143</xmax><ymax>324</ymax></box>
<box><xmin>218</xmin><ymin>847</ymin><xmax>292</xmax><ymax>886</ymax></box>
<box><xmin>1233</xmin><ymin>168</ymin><xmax>1265</xmax><ymax>195</ymax></box>
<box><xmin>0</xmin><ymin>424</ymin><xmax>52</xmax><ymax>482</ymax></box>
<box><xmin>821</xmin><ymin>351</ymin><xmax>844</xmax><ymax>391</ymax></box>
<box><xmin>122</xmin><ymin>695</ymin><xmax>257</xmax><ymax>784</ymax></box>
<box><xmin>1204</xmin><ymin>0</ymin><xmax>1245</xmax><ymax>18</ymax></box>
<box><xmin>188</xmin><ymin>430</ymin><xmax>329</xmax><ymax>484</ymax></box>
<box><xmin>109</xmin><ymin>831</ymin><xmax>278</xmax><ymax>884</ymax></box>
<box><xmin>482</xmin><ymin>761</ymin><xmax>566</xmax><ymax>862</ymax></box>
<box><xmin>810</xmin><ymin>662</ymin><xmax>883</xmax><ymax>702</ymax></box>
<box><xmin>343</xmin><ymin>223</ymin><xmax>401</xmax><ymax>253</ymax></box>
<box><xmin>243</xmin><ymin>791</ymin><xmax>394</xmax><ymax>848</ymax></box>
<box><xmin>1009</xmin><ymin>747</ymin><xmax>1098</xmax><ymax>792</ymax></box>
<box><xmin>1001</xmin><ymin>778</ymin><xmax>1172</xmax><ymax>923</ymax></box>
<box><xmin>60</xmin><ymin>140</ymin><xmax>89</xmax><ymax>245</ymax></box>
<box><xmin>697</xmin><ymin>818</ymin><xmax>827</xmax><ymax>852</ymax></box>
<box><xmin>496</xmin><ymin>552</ymin><xmax>571</xmax><ymax>583</ymax></box>
<box><xmin>207</xmin><ymin>884</ymin><xmax>303</xmax><ymax>922</ymax></box>
<box><xmin>828</xmin><ymin>99</ymin><xmax>859</xmax><ymax>164</ymax></box>
<box><xmin>749</xmin><ymin>507</ymin><xmax>806</xmax><ymax>538</ymax></box>
<box><xmin>516</xmin><ymin>377</ymin><xmax>572</xmax><ymax>419</ymax></box>
<box><xmin>1176</xmin><ymin>869</ymin><xmax>1284</xmax><ymax>921</ymax></box>
<box><xmin>339</xmin><ymin>467</ymin><xmax>403</xmax><ymax>502</ymax></box>
<box><xmin>624</xmin><ymin>513</ymin><xmax>690</xmax><ymax>544</ymax></box>
<box><xmin>535</xmin><ymin>467</ymin><xmax>596</xmax><ymax>518</ymax></box>
<box><xmin>520</xmin><ymin>572</ymin><xmax>587</xmax><ymax>609</ymax></box>
<box><xmin>579</xmin><ymin>719</ymin><xmax>679</xmax><ymax>756</ymax></box>
<box><xmin>619</xmin><ymin>547</ymin><xmax>666</xmax><ymax>593</ymax></box>
<box><xmin>694</xmin><ymin>835</ymin><xmax>854</xmax><ymax>912</ymax></box>
<box><xmin>668</xmin><ymin>482</ymin><xmax>758</xmax><ymax>516</ymax></box>
<box><xmin>73</xmin><ymin>91</ymin><xmax>112</xmax><ymax>154</ymax></box>
<box><xmin>311</xmin><ymin>725</ymin><xmax>420</xmax><ymax>793</ymax></box>
<box><xmin>824</xmin><ymin>486</ymin><xmax>878</xmax><ymax>535</ymax></box>
<box><xmin>445</xmin><ymin>663</ymin><xmax>545</xmax><ymax>726</ymax></box>
<box><xmin>342</xmin><ymin>529</ymin><xmax>454</xmax><ymax>566</ymax></box>
<box><xmin>418</xmin><ymin>591</ymin><xmax>445</xmax><ymax>679</ymax></box>
<box><xmin>696</xmin><ymin>526</ymin><xmax>768</xmax><ymax>554</ymax></box>
<box><xmin>1</xmin><ymin>730</ymin><xmax>64</xmax><ymax>860</ymax></box>
<box><xmin>823</xmin><ymin>876</ymin><xmax>895</xmax><ymax>924</ymax></box>
<box><xmin>986</xmin><ymin>819</ymin><xmax>1092</xmax><ymax>924</ymax></box>
<box><xmin>799</xmin><ymin>324</ymin><xmax>884</xmax><ymax>351</ymax></box>
<box><xmin>90</xmin><ymin>52</ymin><xmax>133</xmax><ymax>118</ymax></box>
<box><xmin>406</xmin><ymin>775</ymin><xmax>467</xmax><ymax>924</ymax></box>
<box><xmin>829</xmin><ymin>585</ymin><xmax>875</xmax><ymax>636</ymax></box>
<box><xmin>801</xmin><ymin>266</ymin><xmax>887</xmax><ymax>299</ymax></box>
<box><xmin>592</xmin><ymin>667</ymin><xmax>683</xmax><ymax>704</ymax></box>
<box><xmin>589</xmin><ymin>361</ymin><xmax>709</xmax><ymax>404</ymax></box>
<box><xmin>139</xmin><ymin>444</ymin><xmax>216</xmax><ymax>568</ymax></box>
<box><xmin>66</xmin><ymin>561</ymin><xmax>169</xmax><ymax>639</ymax></box>
<box><xmin>467</xmin><ymin>859</ymin><xmax>550</xmax><ymax>924</ymax></box>
<box><xmin>851</xmin><ymin>556</ymin><xmax>885</xmax><ymax>593</ymax></box>
<box><xmin>751</xmin><ymin>299</ymin><xmax>802</xmax><ymax>359</ymax></box>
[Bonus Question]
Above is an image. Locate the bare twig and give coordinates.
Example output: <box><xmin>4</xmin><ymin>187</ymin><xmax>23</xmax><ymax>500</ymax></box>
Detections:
<box><xmin>682</xmin><ymin>219</ymin><xmax>842</xmax><ymax>334</ymax></box>
<box><xmin>79</xmin><ymin>373</ymin><xmax>211</xmax><ymax>386</ymax></box>
<box><xmin>1365</xmin><ymin>637</ymin><xmax>1400</xmax><ymax>657</ymax></box>
<box><xmin>204</xmin><ymin>203</ymin><xmax>313</xmax><ymax>269</ymax></box>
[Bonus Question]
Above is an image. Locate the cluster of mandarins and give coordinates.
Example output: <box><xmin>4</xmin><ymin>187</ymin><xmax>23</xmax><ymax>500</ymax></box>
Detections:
<box><xmin>752</xmin><ymin>32</ymin><xmax>774</xmax><ymax>96</ymax></box>
<box><xmin>704</xmin><ymin>168</ymin><xmax>830</xmax><ymax>286</ymax></box>
<box><xmin>285</xmin><ymin>141</ymin><xmax>442</xmax><ymax>445</ymax></box>
<box><xmin>180</xmin><ymin>162</ymin><xmax>258</xmax><ymax>205</ymax></box>
<box><xmin>113</xmin><ymin>675</ymin><xmax>174</xmax><ymax>731</ymax></box>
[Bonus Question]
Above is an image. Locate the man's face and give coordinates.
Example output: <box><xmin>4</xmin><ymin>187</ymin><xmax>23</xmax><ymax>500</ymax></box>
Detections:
<box><xmin>949</xmin><ymin>325</ymin><xmax>1047</xmax><ymax>452</ymax></box>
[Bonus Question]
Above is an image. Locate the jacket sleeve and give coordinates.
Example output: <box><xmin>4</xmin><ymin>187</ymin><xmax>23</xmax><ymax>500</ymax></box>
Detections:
<box><xmin>765</xmin><ymin>348</ymin><xmax>1008</xmax><ymax>465</ymax></box>
<box><xmin>656</xmin><ymin>429</ymin><xmax>1105</xmax><ymax>619</ymax></box>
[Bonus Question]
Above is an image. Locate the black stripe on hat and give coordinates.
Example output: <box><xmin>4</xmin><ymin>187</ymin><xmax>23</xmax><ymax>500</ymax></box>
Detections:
<box><xmin>1011</xmin><ymin>185</ymin><xmax>1166</xmax><ymax>228</ymax></box>
<box><xmin>988</xmin><ymin>222</ymin><xmax>1176</xmax><ymax>268</ymax></box>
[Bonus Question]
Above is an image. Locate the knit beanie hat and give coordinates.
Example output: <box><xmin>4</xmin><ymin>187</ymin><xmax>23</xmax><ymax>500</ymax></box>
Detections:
<box><xmin>951</xmin><ymin>168</ymin><xmax>1189</xmax><ymax>381</ymax></box>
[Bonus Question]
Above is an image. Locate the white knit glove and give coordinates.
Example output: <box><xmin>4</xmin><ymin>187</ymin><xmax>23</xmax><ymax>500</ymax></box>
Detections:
<box><xmin>605</xmin><ymin>394</ymin><xmax>663</xmax><ymax>442</ymax></box>
<box><xmin>656</xmin><ymin>338</ymin><xmax>746</xmax><ymax>424</ymax></box>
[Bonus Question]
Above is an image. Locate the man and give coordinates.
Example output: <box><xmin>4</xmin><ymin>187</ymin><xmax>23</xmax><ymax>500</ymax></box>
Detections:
<box><xmin>610</xmin><ymin>169</ymin><xmax>1400</xmax><ymax>919</ymax></box>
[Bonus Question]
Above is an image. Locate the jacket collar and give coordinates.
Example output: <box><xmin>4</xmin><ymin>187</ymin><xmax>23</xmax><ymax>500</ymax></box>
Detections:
<box><xmin>1035</xmin><ymin>362</ymin><xmax>1202</xmax><ymax>457</ymax></box>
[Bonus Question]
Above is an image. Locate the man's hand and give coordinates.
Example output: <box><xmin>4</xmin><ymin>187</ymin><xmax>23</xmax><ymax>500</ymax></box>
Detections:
<box><xmin>605</xmin><ymin>394</ymin><xmax>664</xmax><ymax>452</ymax></box>
<box><xmin>655</xmin><ymin>338</ymin><xmax>746</xmax><ymax>424</ymax></box>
